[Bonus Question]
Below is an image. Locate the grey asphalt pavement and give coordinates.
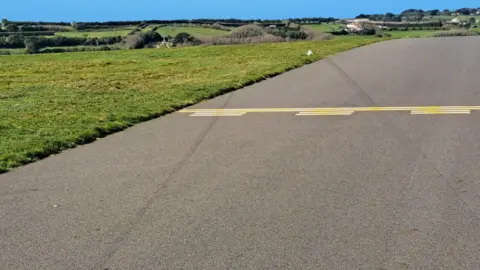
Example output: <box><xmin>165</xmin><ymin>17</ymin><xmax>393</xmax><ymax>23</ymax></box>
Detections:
<box><xmin>2</xmin><ymin>37</ymin><xmax>480</xmax><ymax>269</ymax></box>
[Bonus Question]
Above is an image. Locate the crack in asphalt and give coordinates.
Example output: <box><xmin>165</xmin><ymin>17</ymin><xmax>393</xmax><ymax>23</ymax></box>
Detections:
<box><xmin>95</xmin><ymin>92</ymin><xmax>238</xmax><ymax>270</ymax></box>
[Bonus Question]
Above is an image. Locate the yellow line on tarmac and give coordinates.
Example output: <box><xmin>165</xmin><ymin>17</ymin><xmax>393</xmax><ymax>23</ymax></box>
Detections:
<box><xmin>179</xmin><ymin>106</ymin><xmax>480</xmax><ymax>114</ymax></box>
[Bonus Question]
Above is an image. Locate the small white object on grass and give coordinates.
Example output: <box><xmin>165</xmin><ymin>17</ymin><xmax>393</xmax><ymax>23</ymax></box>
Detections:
<box><xmin>307</xmin><ymin>50</ymin><xmax>313</xmax><ymax>56</ymax></box>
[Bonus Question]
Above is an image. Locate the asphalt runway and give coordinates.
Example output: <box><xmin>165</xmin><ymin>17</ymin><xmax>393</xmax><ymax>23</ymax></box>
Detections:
<box><xmin>2</xmin><ymin>37</ymin><xmax>480</xmax><ymax>269</ymax></box>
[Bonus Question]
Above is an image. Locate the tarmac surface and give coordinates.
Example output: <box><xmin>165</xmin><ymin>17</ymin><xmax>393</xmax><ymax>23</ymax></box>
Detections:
<box><xmin>2</xmin><ymin>37</ymin><xmax>480</xmax><ymax>269</ymax></box>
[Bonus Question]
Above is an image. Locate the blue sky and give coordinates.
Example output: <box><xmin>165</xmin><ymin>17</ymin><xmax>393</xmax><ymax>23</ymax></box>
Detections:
<box><xmin>3</xmin><ymin>0</ymin><xmax>479</xmax><ymax>22</ymax></box>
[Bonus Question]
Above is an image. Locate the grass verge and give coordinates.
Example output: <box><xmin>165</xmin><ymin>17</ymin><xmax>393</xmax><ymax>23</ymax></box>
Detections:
<box><xmin>388</xmin><ymin>30</ymin><xmax>442</xmax><ymax>38</ymax></box>
<box><xmin>0</xmin><ymin>37</ymin><xmax>385</xmax><ymax>172</ymax></box>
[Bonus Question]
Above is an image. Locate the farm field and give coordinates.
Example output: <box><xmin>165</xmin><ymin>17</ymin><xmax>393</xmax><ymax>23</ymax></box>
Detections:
<box><xmin>154</xmin><ymin>26</ymin><xmax>230</xmax><ymax>37</ymax></box>
<box><xmin>55</xmin><ymin>26</ymin><xmax>231</xmax><ymax>38</ymax></box>
<box><xmin>388</xmin><ymin>29</ymin><xmax>442</xmax><ymax>38</ymax></box>
<box><xmin>0</xmin><ymin>37</ymin><xmax>383</xmax><ymax>172</ymax></box>
<box><xmin>55</xmin><ymin>28</ymin><xmax>135</xmax><ymax>37</ymax></box>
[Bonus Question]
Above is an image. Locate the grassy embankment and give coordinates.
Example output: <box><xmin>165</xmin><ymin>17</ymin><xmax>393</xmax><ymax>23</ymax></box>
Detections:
<box><xmin>0</xmin><ymin>37</ymin><xmax>383</xmax><ymax>172</ymax></box>
<box><xmin>388</xmin><ymin>30</ymin><xmax>442</xmax><ymax>38</ymax></box>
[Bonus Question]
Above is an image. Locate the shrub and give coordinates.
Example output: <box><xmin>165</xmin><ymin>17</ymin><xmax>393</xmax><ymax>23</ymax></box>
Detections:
<box><xmin>143</xmin><ymin>30</ymin><xmax>163</xmax><ymax>43</ymax></box>
<box><xmin>199</xmin><ymin>34</ymin><xmax>284</xmax><ymax>45</ymax></box>
<box><xmin>210</xmin><ymin>23</ymin><xmax>230</xmax><ymax>31</ymax></box>
<box><xmin>124</xmin><ymin>34</ymin><xmax>145</xmax><ymax>49</ymax></box>
<box><xmin>172</xmin><ymin>32</ymin><xmax>200</xmax><ymax>46</ymax></box>
<box><xmin>0</xmin><ymin>50</ymin><xmax>10</xmax><ymax>55</ymax></box>
<box><xmin>24</xmin><ymin>37</ymin><xmax>40</xmax><ymax>53</ymax></box>
<box><xmin>83</xmin><ymin>36</ymin><xmax>123</xmax><ymax>46</ymax></box>
<box><xmin>0</xmin><ymin>35</ymin><xmax>23</xmax><ymax>48</ymax></box>
<box><xmin>124</xmin><ymin>30</ymin><xmax>163</xmax><ymax>49</ymax></box>
<box><xmin>266</xmin><ymin>28</ymin><xmax>288</xmax><ymax>38</ymax></box>
<box><xmin>39</xmin><ymin>45</ymin><xmax>115</xmax><ymax>54</ymax></box>
<box><xmin>19</xmin><ymin>25</ymin><xmax>47</xmax><ymax>31</ymax></box>
<box><xmin>230</xmin><ymin>24</ymin><xmax>266</xmax><ymax>38</ymax></box>
<box><xmin>0</xmin><ymin>31</ymin><xmax>55</xmax><ymax>37</ymax></box>
<box><xmin>5</xmin><ymin>24</ymin><xmax>19</xmax><ymax>32</ymax></box>
<box><xmin>357</xmin><ymin>28</ymin><xmax>376</xmax><ymax>35</ymax></box>
<box><xmin>6</xmin><ymin>34</ymin><xmax>24</xmax><ymax>46</ymax></box>
<box><xmin>286</xmin><ymin>30</ymin><xmax>308</xmax><ymax>40</ymax></box>
<box><xmin>433</xmin><ymin>30</ymin><xmax>478</xmax><ymax>37</ymax></box>
<box><xmin>374</xmin><ymin>32</ymin><xmax>392</xmax><ymax>38</ymax></box>
<box><xmin>72</xmin><ymin>23</ymin><xmax>87</xmax><ymax>30</ymax></box>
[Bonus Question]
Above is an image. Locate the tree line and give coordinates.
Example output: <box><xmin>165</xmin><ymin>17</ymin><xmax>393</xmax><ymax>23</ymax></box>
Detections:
<box><xmin>0</xmin><ymin>34</ymin><xmax>123</xmax><ymax>49</ymax></box>
<box><xmin>356</xmin><ymin>7</ymin><xmax>480</xmax><ymax>21</ymax></box>
<box><xmin>3</xmin><ymin>17</ymin><xmax>338</xmax><ymax>29</ymax></box>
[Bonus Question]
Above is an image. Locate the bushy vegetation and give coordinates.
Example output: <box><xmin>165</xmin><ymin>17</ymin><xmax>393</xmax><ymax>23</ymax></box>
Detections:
<box><xmin>171</xmin><ymin>32</ymin><xmax>200</xmax><ymax>46</ymax></box>
<box><xmin>356</xmin><ymin>7</ymin><xmax>480</xmax><ymax>22</ymax></box>
<box><xmin>0</xmin><ymin>37</ymin><xmax>382</xmax><ymax>172</ymax></box>
<box><xmin>44</xmin><ymin>17</ymin><xmax>337</xmax><ymax>28</ymax></box>
<box><xmin>432</xmin><ymin>30</ymin><xmax>479</xmax><ymax>37</ymax></box>
<box><xmin>124</xmin><ymin>30</ymin><xmax>164</xmax><ymax>49</ymax></box>
<box><xmin>18</xmin><ymin>24</ymin><xmax>70</xmax><ymax>32</ymax></box>
<box><xmin>194</xmin><ymin>24</ymin><xmax>332</xmax><ymax>46</ymax></box>
<box><xmin>0</xmin><ymin>34</ymin><xmax>123</xmax><ymax>52</ymax></box>
<box><xmin>39</xmin><ymin>45</ymin><xmax>120</xmax><ymax>54</ymax></box>
<box><xmin>0</xmin><ymin>31</ymin><xmax>55</xmax><ymax>37</ymax></box>
<box><xmin>209</xmin><ymin>23</ymin><xmax>230</xmax><ymax>31</ymax></box>
<box><xmin>0</xmin><ymin>34</ymin><xmax>25</xmax><ymax>48</ymax></box>
<box><xmin>300</xmin><ymin>27</ymin><xmax>335</xmax><ymax>40</ymax></box>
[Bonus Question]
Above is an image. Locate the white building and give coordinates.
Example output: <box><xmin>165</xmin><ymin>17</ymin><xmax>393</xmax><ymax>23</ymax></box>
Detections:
<box><xmin>346</xmin><ymin>23</ymin><xmax>363</xmax><ymax>32</ymax></box>
<box><xmin>451</xmin><ymin>17</ymin><xmax>460</xmax><ymax>24</ymax></box>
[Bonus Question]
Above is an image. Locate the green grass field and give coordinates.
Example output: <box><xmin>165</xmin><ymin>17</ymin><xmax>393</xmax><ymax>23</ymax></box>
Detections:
<box><xmin>55</xmin><ymin>26</ymin><xmax>230</xmax><ymax>38</ymax></box>
<box><xmin>470</xmin><ymin>27</ymin><xmax>480</xmax><ymax>32</ymax></box>
<box><xmin>55</xmin><ymin>28</ymin><xmax>134</xmax><ymax>38</ymax></box>
<box><xmin>0</xmin><ymin>37</ymin><xmax>383</xmax><ymax>172</ymax></box>
<box><xmin>154</xmin><ymin>26</ymin><xmax>230</xmax><ymax>37</ymax></box>
<box><xmin>428</xmin><ymin>15</ymin><xmax>478</xmax><ymax>21</ymax></box>
<box><xmin>388</xmin><ymin>30</ymin><xmax>442</xmax><ymax>38</ymax></box>
<box><xmin>0</xmin><ymin>48</ymin><xmax>26</xmax><ymax>55</ymax></box>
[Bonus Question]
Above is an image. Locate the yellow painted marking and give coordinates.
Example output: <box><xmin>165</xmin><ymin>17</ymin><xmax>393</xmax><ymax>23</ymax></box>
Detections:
<box><xmin>179</xmin><ymin>106</ymin><xmax>480</xmax><ymax>116</ymax></box>
<box><xmin>296</xmin><ymin>110</ymin><xmax>354</xmax><ymax>116</ymax></box>
<box><xmin>411</xmin><ymin>109</ymin><xmax>470</xmax><ymax>115</ymax></box>
<box><xmin>191</xmin><ymin>112</ymin><xmax>246</xmax><ymax>116</ymax></box>
<box><xmin>180</xmin><ymin>106</ymin><xmax>480</xmax><ymax>114</ymax></box>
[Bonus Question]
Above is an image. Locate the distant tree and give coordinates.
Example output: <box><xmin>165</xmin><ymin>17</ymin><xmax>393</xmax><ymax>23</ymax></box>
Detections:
<box><xmin>401</xmin><ymin>9</ymin><xmax>418</xmax><ymax>15</ymax></box>
<box><xmin>24</xmin><ymin>37</ymin><xmax>40</xmax><ymax>53</ymax></box>
<box><xmin>469</xmin><ymin>17</ymin><xmax>476</xmax><ymax>25</ymax></box>
<box><xmin>6</xmin><ymin>34</ymin><xmax>23</xmax><ymax>45</ymax></box>
<box><xmin>417</xmin><ymin>13</ymin><xmax>425</xmax><ymax>21</ymax></box>
<box><xmin>355</xmin><ymin>14</ymin><xmax>369</xmax><ymax>19</ymax></box>
<box><xmin>123</xmin><ymin>30</ymin><xmax>163</xmax><ymax>49</ymax></box>
<box><xmin>172</xmin><ymin>32</ymin><xmax>199</xmax><ymax>46</ymax></box>
<box><xmin>143</xmin><ymin>30</ymin><xmax>163</xmax><ymax>44</ymax></box>
<box><xmin>443</xmin><ymin>9</ymin><xmax>451</xmax><ymax>15</ymax></box>
<box><xmin>124</xmin><ymin>34</ymin><xmax>145</xmax><ymax>49</ymax></box>
<box><xmin>428</xmin><ymin>9</ymin><xmax>440</xmax><ymax>16</ymax></box>
<box><xmin>1</xmin><ymin>18</ymin><xmax>7</xmax><ymax>28</ymax></box>
<box><xmin>384</xmin><ymin>12</ymin><xmax>395</xmax><ymax>20</ymax></box>
<box><xmin>72</xmin><ymin>22</ymin><xmax>86</xmax><ymax>30</ymax></box>
<box><xmin>5</xmin><ymin>24</ymin><xmax>19</xmax><ymax>32</ymax></box>
<box><xmin>456</xmin><ymin>8</ymin><xmax>472</xmax><ymax>15</ymax></box>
